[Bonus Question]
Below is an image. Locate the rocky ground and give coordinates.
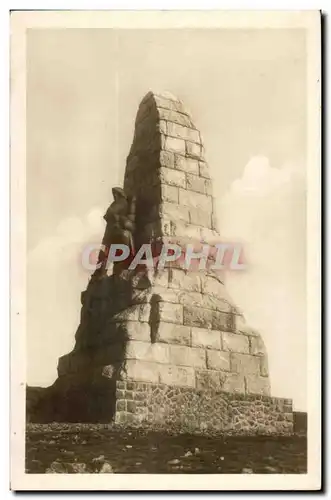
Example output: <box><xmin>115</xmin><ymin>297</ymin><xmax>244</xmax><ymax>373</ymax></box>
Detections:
<box><xmin>26</xmin><ymin>424</ymin><xmax>307</xmax><ymax>474</ymax></box>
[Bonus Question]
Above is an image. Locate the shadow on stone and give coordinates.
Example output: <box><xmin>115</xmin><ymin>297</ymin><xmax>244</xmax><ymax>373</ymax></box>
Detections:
<box><xmin>27</xmin><ymin>275</ymin><xmax>134</xmax><ymax>423</ymax></box>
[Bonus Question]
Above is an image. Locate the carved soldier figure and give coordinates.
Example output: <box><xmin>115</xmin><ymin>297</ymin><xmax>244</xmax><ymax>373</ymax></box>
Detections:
<box><xmin>93</xmin><ymin>187</ymin><xmax>136</xmax><ymax>278</ymax></box>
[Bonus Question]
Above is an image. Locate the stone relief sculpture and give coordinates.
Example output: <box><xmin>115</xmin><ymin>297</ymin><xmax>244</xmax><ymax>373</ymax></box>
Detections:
<box><xmin>93</xmin><ymin>187</ymin><xmax>137</xmax><ymax>278</ymax></box>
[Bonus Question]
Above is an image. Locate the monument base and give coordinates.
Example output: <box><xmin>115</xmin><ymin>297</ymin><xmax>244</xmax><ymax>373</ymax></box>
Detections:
<box><xmin>27</xmin><ymin>376</ymin><xmax>294</xmax><ymax>436</ymax></box>
<box><xmin>114</xmin><ymin>380</ymin><xmax>293</xmax><ymax>435</ymax></box>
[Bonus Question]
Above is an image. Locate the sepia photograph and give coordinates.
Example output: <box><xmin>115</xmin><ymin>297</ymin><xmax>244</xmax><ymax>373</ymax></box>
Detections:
<box><xmin>10</xmin><ymin>10</ymin><xmax>321</xmax><ymax>490</ymax></box>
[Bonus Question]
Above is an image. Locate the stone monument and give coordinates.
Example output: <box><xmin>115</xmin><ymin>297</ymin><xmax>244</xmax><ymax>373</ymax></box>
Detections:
<box><xmin>28</xmin><ymin>91</ymin><xmax>293</xmax><ymax>434</ymax></box>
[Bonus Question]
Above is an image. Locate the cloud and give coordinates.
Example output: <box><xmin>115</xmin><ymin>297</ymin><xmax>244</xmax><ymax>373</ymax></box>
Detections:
<box><xmin>27</xmin><ymin>207</ymin><xmax>105</xmax><ymax>387</ymax></box>
<box><xmin>230</xmin><ymin>155</ymin><xmax>303</xmax><ymax>196</ymax></box>
<box><xmin>219</xmin><ymin>156</ymin><xmax>307</xmax><ymax>410</ymax></box>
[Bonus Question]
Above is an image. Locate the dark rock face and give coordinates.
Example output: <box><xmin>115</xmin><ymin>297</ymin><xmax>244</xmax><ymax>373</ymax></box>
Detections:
<box><xmin>26</xmin><ymin>374</ymin><xmax>117</xmax><ymax>423</ymax></box>
<box><xmin>27</xmin><ymin>271</ymin><xmax>151</xmax><ymax>423</ymax></box>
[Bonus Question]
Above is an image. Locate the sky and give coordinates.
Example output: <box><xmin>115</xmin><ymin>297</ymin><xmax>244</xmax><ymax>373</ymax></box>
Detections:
<box><xmin>26</xmin><ymin>28</ymin><xmax>307</xmax><ymax>410</ymax></box>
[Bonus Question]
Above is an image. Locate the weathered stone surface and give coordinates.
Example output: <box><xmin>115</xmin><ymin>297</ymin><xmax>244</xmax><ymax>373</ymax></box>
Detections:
<box><xmin>169</xmin><ymin>344</ymin><xmax>206</xmax><ymax>368</ymax></box>
<box><xmin>148</xmin><ymin>268</ymin><xmax>169</xmax><ymax>288</ymax></box>
<box><xmin>206</xmin><ymin>350</ymin><xmax>230</xmax><ymax>371</ymax></box>
<box><xmin>179</xmin><ymin>188</ymin><xmax>212</xmax><ymax>213</ymax></box>
<box><xmin>159</xmin><ymin>166</ymin><xmax>186</xmax><ymax>188</ymax></box>
<box><xmin>125</xmin><ymin>154</ymin><xmax>140</xmax><ymax>174</ymax></box>
<box><xmin>186</xmin><ymin>140</ymin><xmax>202</xmax><ymax>159</ymax></box>
<box><xmin>150</xmin><ymin>288</ymin><xmax>180</xmax><ymax>304</ymax></box>
<box><xmin>159</xmin><ymin>120</ymin><xmax>168</xmax><ymax>135</ymax></box>
<box><xmin>102</xmin><ymin>365</ymin><xmax>116</xmax><ymax>379</ymax></box>
<box><xmin>139</xmin><ymin>303</ymin><xmax>151</xmax><ymax>322</ymax></box>
<box><xmin>154</xmin><ymin>94</ymin><xmax>190</xmax><ymax>115</ymax></box>
<box><xmin>126</xmin><ymin>340</ymin><xmax>170</xmax><ymax>364</ymax></box>
<box><xmin>111</xmin><ymin>304</ymin><xmax>141</xmax><ymax>322</ymax></box>
<box><xmin>250</xmin><ymin>335</ymin><xmax>267</xmax><ymax>356</ymax></box>
<box><xmin>135</xmin><ymin>94</ymin><xmax>155</xmax><ymax>121</ymax></box>
<box><xmin>143</xmin><ymin>220</ymin><xmax>169</xmax><ymax>239</ymax></box>
<box><xmin>116</xmin><ymin>399</ymin><xmax>127</xmax><ymax>412</ymax></box>
<box><xmin>166</xmin><ymin>121</ymin><xmax>201</xmax><ymax>143</ymax></box>
<box><xmin>183</xmin><ymin>306</ymin><xmax>232</xmax><ymax>331</ymax></box>
<box><xmin>231</xmin><ymin>353</ymin><xmax>261</xmax><ymax>375</ymax></box>
<box><xmin>186</xmin><ymin>174</ymin><xmax>207</xmax><ymax>194</ymax></box>
<box><xmin>123</xmin><ymin>359</ymin><xmax>159</xmax><ymax>383</ymax></box>
<box><xmin>134</xmin><ymin>114</ymin><xmax>158</xmax><ymax>141</ymax></box>
<box><xmin>131</xmin><ymin>288</ymin><xmax>150</xmax><ymax>305</ymax></box>
<box><xmin>200</xmin><ymin>227</ymin><xmax>220</xmax><ymax>243</ymax></box>
<box><xmin>160</xmin><ymin>150</ymin><xmax>175</xmax><ymax>169</ymax></box>
<box><xmin>124</xmin><ymin>321</ymin><xmax>151</xmax><ymax>342</ymax></box>
<box><xmin>99</xmin><ymin>462</ymin><xmax>114</xmax><ymax>474</ymax></box>
<box><xmin>204</xmin><ymin>179</ymin><xmax>213</xmax><ymax>196</ymax></box>
<box><xmin>220</xmin><ymin>372</ymin><xmax>246</xmax><ymax>394</ymax></box>
<box><xmin>168</xmin><ymin>221</ymin><xmax>202</xmax><ymax>240</ymax></box>
<box><xmin>151</xmin><ymin>91</ymin><xmax>179</xmax><ymax>102</ymax></box>
<box><xmin>260</xmin><ymin>355</ymin><xmax>269</xmax><ymax>377</ymax></box>
<box><xmin>156</xmin><ymin>322</ymin><xmax>191</xmax><ymax>346</ymax></box>
<box><xmin>183</xmin><ymin>282</ymin><xmax>205</xmax><ymax>305</ymax></box>
<box><xmin>177</xmin><ymin>291</ymin><xmax>231</xmax><ymax>313</ymax></box>
<box><xmin>183</xmin><ymin>306</ymin><xmax>213</xmax><ymax>328</ymax></box>
<box><xmin>157</xmin><ymin>107</ymin><xmax>195</xmax><ymax>128</ymax></box>
<box><xmin>159</xmin><ymin>183</ymin><xmax>179</xmax><ymax>203</ymax></box>
<box><xmin>191</xmin><ymin>327</ymin><xmax>221</xmax><ymax>350</ymax></box>
<box><xmin>87</xmin><ymin>343</ymin><xmax>128</xmax><ymax>368</ymax></box>
<box><xmin>222</xmin><ymin>332</ymin><xmax>250</xmax><ymax>354</ymax></box>
<box><xmin>159</xmin><ymin>202</ymin><xmax>190</xmax><ymax>223</ymax></box>
<box><xmin>212</xmin><ymin>211</ymin><xmax>218</xmax><ymax>231</ymax></box>
<box><xmin>213</xmin><ymin>311</ymin><xmax>233</xmax><ymax>331</ymax></box>
<box><xmin>196</xmin><ymin>370</ymin><xmax>221</xmax><ymax>390</ymax></box>
<box><xmin>234</xmin><ymin>314</ymin><xmax>260</xmax><ymax>337</ymax></box>
<box><xmin>129</xmin><ymin>272</ymin><xmax>150</xmax><ymax>293</ymax></box>
<box><xmin>163</xmin><ymin>136</ymin><xmax>186</xmax><ymax>154</ymax></box>
<box><xmin>199</xmin><ymin>160</ymin><xmax>210</xmax><ymax>178</ymax></box>
<box><xmin>245</xmin><ymin>375</ymin><xmax>271</xmax><ymax>396</ymax></box>
<box><xmin>175</xmin><ymin>155</ymin><xmax>199</xmax><ymax>175</ymax></box>
<box><xmin>169</xmin><ymin>268</ymin><xmax>202</xmax><ymax>292</ymax></box>
<box><xmin>57</xmin><ymin>354</ymin><xmax>76</xmax><ymax>376</ymax></box>
<box><xmin>156</xmin><ymin>301</ymin><xmax>183</xmax><ymax>324</ymax></box>
<box><xmin>202</xmin><ymin>275</ymin><xmax>227</xmax><ymax>298</ymax></box>
<box><xmin>189</xmin><ymin>206</ymin><xmax>212</xmax><ymax>228</ymax></box>
<box><xmin>158</xmin><ymin>364</ymin><xmax>195</xmax><ymax>387</ymax></box>
<box><xmin>144</xmin><ymin>219</ymin><xmax>203</xmax><ymax>240</ymax></box>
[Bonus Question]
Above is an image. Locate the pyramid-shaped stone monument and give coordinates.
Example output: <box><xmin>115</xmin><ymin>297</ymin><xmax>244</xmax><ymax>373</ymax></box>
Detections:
<box><xmin>28</xmin><ymin>92</ymin><xmax>293</xmax><ymax>434</ymax></box>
